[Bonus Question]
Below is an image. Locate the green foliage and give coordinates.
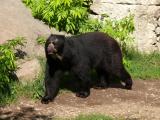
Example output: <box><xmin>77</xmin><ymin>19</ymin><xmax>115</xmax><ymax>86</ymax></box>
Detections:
<box><xmin>36</xmin><ymin>35</ymin><xmax>46</xmax><ymax>45</ymax></box>
<box><xmin>0</xmin><ymin>57</ymin><xmax>45</xmax><ymax>106</ymax></box>
<box><xmin>31</xmin><ymin>57</ymin><xmax>45</xmax><ymax>99</ymax></box>
<box><xmin>13</xmin><ymin>71</ymin><xmax>44</xmax><ymax>101</ymax></box>
<box><xmin>83</xmin><ymin>0</ymin><xmax>93</xmax><ymax>7</ymax></box>
<box><xmin>101</xmin><ymin>15</ymin><xmax>135</xmax><ymax>54</ymax></box>
<box><xmin>73</xmin><ymin>114</ymin><xmax>114</xmax><ymax>120</ymax></box>
<box><xmin>56</xmin><ymin>114</ymin><xmax>115</xmax><ymax>120</ymax></box>
<box><xmin>79</xmin><ymin>19</ymin><xmax>102</xmax><ymax>33</ymax></box>
<box><xmin>22</xmin><ymin>0</ymin><xmax>33</xmax><ymax>6</ymax></box>
<box><xmin>0</xmin><ymin>37</ymin><xmax>25</xmax><ymax>104</ymax></box>
<box><xmin>23</xmin><ymin>0</ymin><xmax>92</xmax><ymax>34</ymax></box>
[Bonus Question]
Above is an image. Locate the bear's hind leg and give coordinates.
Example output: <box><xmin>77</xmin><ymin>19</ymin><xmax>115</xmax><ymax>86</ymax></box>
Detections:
<box><xmin>94</xmin><ymin>69</ymin><xmax>110</xmax><ymax>89</ymax></box>
<box><xmin>120</xmin><ymin>67</ymin><xmax>133</xmax><ymax>89</ymax></box>
<box><xmin>113</xmin><ymin>66</ymin><xmax>133</xmax><ymax>90</ymax></box>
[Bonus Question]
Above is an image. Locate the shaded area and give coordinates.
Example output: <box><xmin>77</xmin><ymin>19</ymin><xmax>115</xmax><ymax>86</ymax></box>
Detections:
<box><xmin>59</xmin><ymin>71</ymin><xmax>125</xmax><ymax>94</ymax></box>
<box><xmin>15</xmin><ymin>49</ymin><xmax>27</xmax><ymax>59</ymax></box>
<box><xmin>56</xmin><ymin>80</ymin><xmax>160</xmax><ymax>108</ymax></box>
<box><xmin>0</xmin><ymin>75</ymin><xmax>19</xmax><ymax>106</ymax></box>
<box><xmin>0</xmin><ymin>106</ymin><xmax>52</xmax><ymax>120</ymax></box>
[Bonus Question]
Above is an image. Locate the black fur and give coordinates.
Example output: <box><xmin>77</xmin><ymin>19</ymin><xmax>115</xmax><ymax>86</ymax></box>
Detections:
<box><xmin>41</xmin><ymin>32</ymin><xmax>133</xmax><ymax>104</ymax></box>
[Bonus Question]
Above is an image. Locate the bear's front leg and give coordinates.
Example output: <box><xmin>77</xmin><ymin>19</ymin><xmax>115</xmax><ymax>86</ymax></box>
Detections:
<box><xmin>41</xmin><ymin>65</ymin><xmax>62</xmax><ymax>104</ymax></box>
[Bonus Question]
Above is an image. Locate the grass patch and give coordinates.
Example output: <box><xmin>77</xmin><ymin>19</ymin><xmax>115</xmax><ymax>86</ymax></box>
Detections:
<box><xmin>55</xmin><ymin>114</ymin><xmax>117</xmax><ymax>120</ymax></box>
<box><xmin>125</xmin><ymin>50</ymin><xmax>160</xmax><ymax>80</ymax></box>
<box><xmin>16</xmin><ymin>57</ymin><xmax>45</xmax><ymax>100</ymax></box>
<box><xmin>0</xmin><ymin>82</ymin><xmax>18</xmax><ymax>106</ymax></box>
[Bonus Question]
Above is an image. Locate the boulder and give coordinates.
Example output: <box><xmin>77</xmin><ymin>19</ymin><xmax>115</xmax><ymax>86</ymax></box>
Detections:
<box><xmin>16</xmin><ymin>59</ymin><xmax>41</xmax><ymax>84</ymax></box>
<box><xmin>0</xmin><ymin>0</ymin><xmax>70</xmax><ymax>83</ymax></box>
<box><xmin>91</xmin><ymin>0</ymin><xmax>160</xmax><ymax>52</ymax></box>
<box><xmin>0</xmin><ymin>0</ymin><xmax>54</xmax><ymax>57</ymax></box>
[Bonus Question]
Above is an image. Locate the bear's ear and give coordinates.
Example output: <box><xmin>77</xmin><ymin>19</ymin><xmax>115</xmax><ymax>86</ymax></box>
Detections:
<box><xmin>46</xmin><ymin>34</ymin><xmax>65</xmax><ymax>43</ymax></box>
<box><xmin>56</xmin><ymin>35</ymin><xmax>65</xmax><ymax>41</ymax></box>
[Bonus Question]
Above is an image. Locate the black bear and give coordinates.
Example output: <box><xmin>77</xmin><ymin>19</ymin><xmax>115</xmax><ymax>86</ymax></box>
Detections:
<box><xmin>41</xmin><ymin>32</ymin><xmax>133</xmax><ymax>104</ymax></box>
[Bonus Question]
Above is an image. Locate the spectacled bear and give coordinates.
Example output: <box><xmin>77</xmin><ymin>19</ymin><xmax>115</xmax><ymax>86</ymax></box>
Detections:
<box><xmin>41</xmin><ymin>32</ymin><xmax>133</xmax><ymax>104</ymax></box>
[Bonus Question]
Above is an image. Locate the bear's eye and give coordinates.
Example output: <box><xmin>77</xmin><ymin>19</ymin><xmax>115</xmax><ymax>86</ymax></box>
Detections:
<box><xmin>48</xmin><ymin>41</ymin><xmax>53</xmax><ymax>44</ymax></box>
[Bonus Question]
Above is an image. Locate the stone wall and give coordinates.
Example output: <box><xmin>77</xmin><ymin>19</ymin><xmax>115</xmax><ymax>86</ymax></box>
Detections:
<box><xmin>91</xmin><ymin>0</ymin><xmax>160</xmax><ymax>52</ymax></box>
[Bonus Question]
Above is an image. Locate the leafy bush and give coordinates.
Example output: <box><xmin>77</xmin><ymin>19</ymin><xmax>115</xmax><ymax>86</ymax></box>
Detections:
<box><xmin>5</xmin><ymin>58</ymin><xmax>46</xmax><ymax>104</ymax></box>
<box><xmin>23</xmin><ymin>0</ymin><xmax>33</xmax><ymax>6</ymax></box>
<box><xmin>23</xmin><ymin>0</ymin><xmax>92</xmax><ymax>34</ymax></box>
<box><xmin>32</xmin><ymin>57</ymin><xmax>45</xmax><ymax>99</ymax></box>
<box><xmin>79</xmin><ymin>19</ymin><xmax>102</xmax><ymax>33</ymax></box>
<box><xmin>101</xmin><ymin>15</ymin><xmax>135</xmax><ymax>54</ymax></box>
<box><xmin>0</xmin><ymin>37</ymin><xmax>25</xmax><ymax>103</ymax></box>
<box><xmin>36</xmin><ymin>35</ymin><xmax>46</xmax><ymax>45</ymax></box>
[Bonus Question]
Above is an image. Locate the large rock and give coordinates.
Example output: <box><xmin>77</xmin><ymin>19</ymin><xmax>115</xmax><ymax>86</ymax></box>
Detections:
<box><xmin>91</xmin><ymin>0</ymin><xmax>160</xmax><ymax>52</ymax></box>
<box><xmin>0</xmin><ymin>0</ymin><xmax>69</xmax><ymax>83</ymax></box>
<box><xmin>16</xmin><ymin>59</ymin><xmax>41</xmax><ymax>84</ymax></box>
<box><xmin>0</xmin><ymin>0</ymin><xmax>55</xmax><ymax>57</ymax></box>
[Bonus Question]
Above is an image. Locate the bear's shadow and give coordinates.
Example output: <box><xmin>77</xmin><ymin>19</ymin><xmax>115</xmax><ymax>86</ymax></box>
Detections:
<box><xmin>60</xmin><ymin>71</ymin><xmax>125</xmax><ymax>93</ymax></box>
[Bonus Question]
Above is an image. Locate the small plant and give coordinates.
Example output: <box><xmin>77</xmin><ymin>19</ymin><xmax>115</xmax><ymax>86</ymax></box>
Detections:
<box><xmin>36</xmin><ymin>35</ymin><xmax>46</xmax><ymax>45</ymax></box>
<box><xmin>126</xmin><ymin>51</ymin><xmax>160</xmax><ymax>79</ymax></box>
<box><xmin>32</xmin><ymin>57</ymin><xmax>45</xmax><ymax>99</ymax></box>
<box><xmin>22</xmin><ymin>0</ymin><xmax>33</xmax><ymax>6</ymax></box>
<box><xmin>79</xmin><ymin>19</ymin><xmax>102</xmax><ymax>33</ymax></box>
<box><xmin>56</xmin><ymin>114</ymin><xmax>115</xmax><ymax>120</ymax></box>
<box><xmin>13</xmin><ymin>57</ymin><xmax>45</xmax><ymax>100</ymax></box>
<box><xmin>0</xmin><ymin>37</ymin><xmax>25</xmax><ymax>104</ymax></box>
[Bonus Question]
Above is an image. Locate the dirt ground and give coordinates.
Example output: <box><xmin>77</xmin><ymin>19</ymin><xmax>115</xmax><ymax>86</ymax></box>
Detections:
<box><xmin>0</xmin><ymin>1</ymin><xmax>159</xmax><ymax>119</ymax></box>
<box><xmin>0</xmin><ymin>80</ymin><xmax>160</xmax><ymax>120</ymax></box>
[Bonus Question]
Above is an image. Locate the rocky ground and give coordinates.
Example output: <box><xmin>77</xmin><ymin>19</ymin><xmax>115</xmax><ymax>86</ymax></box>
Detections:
<box><xmin>0</xmin><ymin>80</ymin><xmax>160</xmax><ymax>120</ymax></box>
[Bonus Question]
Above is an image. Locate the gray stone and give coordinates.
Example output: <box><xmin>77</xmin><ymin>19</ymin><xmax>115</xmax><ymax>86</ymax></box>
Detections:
<box><xmin>16</xmin><ymin>59</ymin><xmax>41</xmax><ymax>84</ymax></box>
<box><xmin>157</xmin><ymin>36</ymin><xmax>160</xmax><ymax>42</ymax></box>
<box><xmin>0</xmin><ymin>0</ymin><xmax>56</xmax><ymax>57</ymax></box>
<box><xmin>154</xmin><ymin>19</ymin><xmax>160</xmax><ymax>27</ymax></box>
<box><xmin>158</xmin><ymin>18</ymin><xmax>160</xmax><ymax>26</ymax></box>
<box><xmin>91</xmin><ymin>1</ymin><xmax>136</xmax><ymax>20</ymax></box>
<box><xmin>92</xmin><ymin>0</ymin><xmax>160</xmax><ymax>5</ymax></box>
<box><xmin>91</xmin><ymin>0</ymin><xmax>160</xmax><ymax>52</ymax></box>
<box><xmin>154</xmin><ymin>8</ymin><xmax>160</xmax><ymax>20</ymax></box>
<box><xmin>155</xmin><ymin>27</ymin><xmax>160</xmax><ymax>35</ymax></box>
